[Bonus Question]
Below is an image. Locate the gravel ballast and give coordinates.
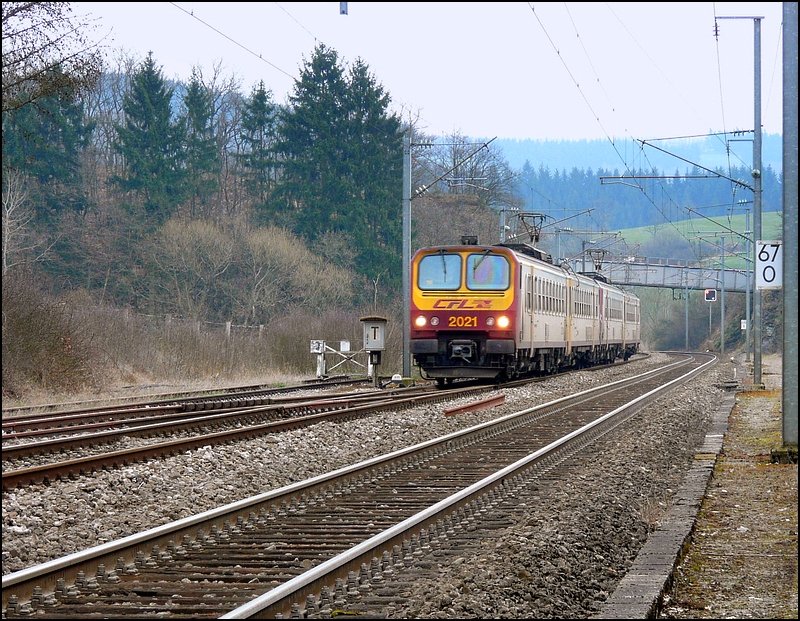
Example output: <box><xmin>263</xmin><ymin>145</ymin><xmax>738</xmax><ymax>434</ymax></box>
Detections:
<box><xmin>2</xmin><ymin>353</ymin><xmax>732</xmax><ymax>618</ymax></box>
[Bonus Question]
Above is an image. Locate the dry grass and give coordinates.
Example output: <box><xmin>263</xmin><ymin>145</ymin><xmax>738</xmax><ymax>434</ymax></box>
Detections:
<box><xmin>663</xmin><ymin>354</ymin><xmax>798</xmax><ymax>619</ymax></box>
<box><xmin>2</xmin><ymin>277</ymin><xmax>403</xmax><ymax>409</ymax></box>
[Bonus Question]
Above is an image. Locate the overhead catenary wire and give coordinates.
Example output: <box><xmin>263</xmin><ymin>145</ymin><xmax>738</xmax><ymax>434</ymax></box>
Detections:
<box><xmin>169</xmin><ymin>2</ymin><xmax>297</xmax><ymax>81</ymax></box>
<box><xmin>525</xmin><ymin>3</ymin><xmax>771</xmax><ymax>269</ymax></box>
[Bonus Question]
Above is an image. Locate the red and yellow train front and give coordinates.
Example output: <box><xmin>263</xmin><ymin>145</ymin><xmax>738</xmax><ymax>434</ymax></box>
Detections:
<box><xmin>410</xmin><ymin>245</ymin><xmax>519</xmax><ymax>380</ymax></box>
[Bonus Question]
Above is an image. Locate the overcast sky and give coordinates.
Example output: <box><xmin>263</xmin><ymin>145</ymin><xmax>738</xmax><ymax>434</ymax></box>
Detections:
<box><xmin>72</xmin><ymin>2</ymin><xmax>785</xmax><ymax>142</ymax></box>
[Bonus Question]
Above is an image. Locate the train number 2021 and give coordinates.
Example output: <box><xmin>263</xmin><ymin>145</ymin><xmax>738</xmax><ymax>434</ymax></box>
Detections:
<box><xmin>448</xmin><ymin>316</ymin><xmax>478</xmax><ymax>327</ymax></box>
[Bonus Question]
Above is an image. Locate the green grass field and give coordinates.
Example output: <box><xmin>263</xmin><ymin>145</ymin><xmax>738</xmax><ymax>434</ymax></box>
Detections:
<box><xmin>615</xmin><ymin>211</ymin><xmax>783</xmax><ymax>270</ymax></box>
<box><xmin>617</xmin><ymin>211</ymin><xmax>783</xmax><ymax>248</ymax></box>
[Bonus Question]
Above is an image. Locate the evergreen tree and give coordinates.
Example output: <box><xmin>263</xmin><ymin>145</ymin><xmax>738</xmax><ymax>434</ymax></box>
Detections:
<box><xmin>2</xmin><ymin>66</ymin><xmax>93</xmax><ymax>221</ymax></box>
<box><xmin>276</xmin><ymin>44</ymin><xmax>403</xmax><ymax>289</ymax></box>
<box><xmin>340</xmin><ymin>58</ymin><xmax>402</xmax><ymax>283</ymax></box>
<box><xmin>181</xmin><ymin>70</ymin><xmax>219</xmax><ymax>217</ymax></box>
<box><xmin>112</xmin><ymin>53</ymin><xmax>186</xmax><ymax>223</ymax></box>
<box><xmin>275</xmin><ymin>43</ymin><xmax>350</xmax><ymax>239</ymax></box>
<box><xmin>238</xmin><ymin>81</ymin><xmax>279</xmax><ymax>220</ymax></box>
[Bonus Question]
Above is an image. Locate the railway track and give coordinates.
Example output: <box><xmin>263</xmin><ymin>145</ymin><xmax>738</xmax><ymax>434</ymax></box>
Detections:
<box><xmin>2</xmin><ymin>357</ymin><xmax>639</xmax><ymax>438</ymax></box>
<box><xmin>2</xmin><ymin>360</ymin><xmax>638</xmax><ymax>490</ymax></box>
<box><xmin>1</xmin><ymin>376</ymin><xmax>372</xmax><ymax>427</ymax></box>
<box><xmin>1</xmin><ymin>383</ymin><xmax>491</xmax><ymax>490</ymax></box>
<box><xmin>2</xmin><ymin>383</ymin><xmax>437</xmax><ymax>453</ymax></box>
<box><xmin>2</xmin><ymin>352</ymin><xmax>715</xmax><ymax>618</ymax></box>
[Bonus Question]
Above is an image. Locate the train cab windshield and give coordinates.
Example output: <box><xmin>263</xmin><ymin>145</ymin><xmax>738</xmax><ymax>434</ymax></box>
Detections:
<box><xmin>466</xmin><ymin>252</ymin><xmax>509</xmax><ymax>290</ymax></box>
<box><xmin>418</xmin><ymin>252</ymin><xmax>461</xmax><ymax>290</ymax></box>
<box><xmin>417</xmin><ymin>251</ymin><xmax>510</xmax><ymax>291</ymax></box>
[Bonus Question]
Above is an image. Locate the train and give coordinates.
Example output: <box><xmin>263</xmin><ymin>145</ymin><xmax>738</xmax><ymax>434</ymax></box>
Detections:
<box><xmin>410</xmin><ymin>236</ymin><xmax>641</xmax><ymax>385</ymax></box>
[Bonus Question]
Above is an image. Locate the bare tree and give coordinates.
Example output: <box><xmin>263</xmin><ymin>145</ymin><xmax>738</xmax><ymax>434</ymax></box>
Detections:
<box><xmin>152</xmin><ymin>219</ymin><xmax>234</xmax><ymax>320</ymax></box>
<box><xmin>82</xmin><ymin>51</ymin><xmax>138</xmax><ymax>195</ymax></box>
<box><xmin>231</xmin><ymin>225</ymin><xmax>355</xmax><ymax>325</ymax></box>
<box><xmin>190</xmin><ymin>60</ymin><xmax>246</xmax><ymax>221</ymax></box>
<box><xmin>292</xmin><ymin>254</ymin><xmax>354</xmax><ymax>310</ymax></box>
<box><xmin>422</xmin><ymin>131</ymin><xmax>517</xmax><ymax>209</ymax></box>
<box><xmin>234</xmin><ymin>226</ymin><xmax>299</xmax><ymax>325</ymax></box>
<box><xmin>1</xmin><ymin>168</ymin><xmax>55</xmax><ymax>275</ymax></box>
<box><xmin>412</xmin><ymin>193</ymin><xmax>499</xmax><ymax>250</ymax></box>
<box><xmin>2</xmin><ymin>2</ymin><xmax>103</xmax><ymax>112</ymax></box>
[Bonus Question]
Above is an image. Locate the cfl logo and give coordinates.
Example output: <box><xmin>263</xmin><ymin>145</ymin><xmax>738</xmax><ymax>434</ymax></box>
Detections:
<box><xmin>432</xmin><ymin>299</ymin><xmax>492</xmax><ymax>310</ymax></box>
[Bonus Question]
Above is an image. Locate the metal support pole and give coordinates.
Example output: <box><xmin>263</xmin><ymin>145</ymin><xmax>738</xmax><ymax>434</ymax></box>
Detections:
<box><xmin>721</xmin><ymin>236</ymin><xmax>725</xmax><ymax>355</ymax></box>
<box><xmin>782</xmin><ymin>2</ymin><xmax>798</xmax><ymax>447</ymax></box>
<box><xmin>745</xmin><ymin>210</ymin><xmax>751</xmax><ymax>361</ymax></box>
<box><xmin>684</xmin><ymin>274</ymin><xmax>689</xmax><ymax>350</ymax></box>
<box><xmin>557</xmin><ymin>230</ymin><xmax>562</xmax><ymax>263</ymax></box>
<box><xmin>709</xmin><ymin>303</ymin><xmax>712</xmax><ymax>343</ymax></box>
<box><xmin>402</xmin><ymin>130</ymin><xmax>411</xmax><ymax>377</ymax></box>
<box><xmin>582</xmin><ymin>240</ymin><xmax>587</xmax><ymax>272</ymax></box>
<box><xmin>752</xmin><ymin>17</ymin><xmax>763</xmax><ymax>386</ymax></box>
<box><xmin>717</xmin><ymin>14</ymin><xmax>763</xmax><ymax>380</ymax></box>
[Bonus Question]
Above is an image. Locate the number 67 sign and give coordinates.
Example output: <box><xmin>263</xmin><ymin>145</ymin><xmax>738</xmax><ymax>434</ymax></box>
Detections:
<box><xmin>755</xmin><ymin>240</ymin><xmax>783</xmax><ymax>290</ymax></box>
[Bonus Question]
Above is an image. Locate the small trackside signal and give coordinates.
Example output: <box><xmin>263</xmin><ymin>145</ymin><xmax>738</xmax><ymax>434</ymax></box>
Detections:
<box><xmin>704</xmin><ymin>288</ymin><xmax>717</xmax><ymax>302</ymax></box>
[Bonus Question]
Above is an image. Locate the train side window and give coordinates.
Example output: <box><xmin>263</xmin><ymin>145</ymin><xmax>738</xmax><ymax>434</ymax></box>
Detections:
<box><xmin>546</xmin><ymin>280</ymin><xmax>550</xmax><ymax>313</ymax></box>
<box><xmin>537</xmin><ymin>277</ymin><xmax>541</xmax><ymax>310</ymax></box>
<box><xmin>417</xmin><ymin>253</ymin><xmax>462</xmax><ymax>290</ymax></box>
<box><xmin>541</xmin><ymin>278</ymin><xmax>544</xmax><ymax>310</ymax></box>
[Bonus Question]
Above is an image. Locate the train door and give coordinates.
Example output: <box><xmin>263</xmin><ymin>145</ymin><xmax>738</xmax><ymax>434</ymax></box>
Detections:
<box><xmin>622</xmin><ymin>296</ymin><xmax>627</xmax><ymax>349</ymax></box>
<box><xmin>565</xmin><ymin>278</ymin><xmax>574</xmax><ymax>355</ymax></box>
<box><xmin>598</xmin><ymin>286</ymin><xmax>605</xmax><ymax>345</ymax></box>
<box><xmin>591</xmin><ymin>285</ymin><xmax>598</xmax><ymax>349</ymax></box>
<box><xmin>522</xmin><ymin>267</ymin><xmax>533</xmax><ymax>346</ymax></box>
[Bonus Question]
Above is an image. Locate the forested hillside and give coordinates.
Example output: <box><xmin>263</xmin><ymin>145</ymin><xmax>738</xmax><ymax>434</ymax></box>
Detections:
<box><xmin>2</xmin><ymin>48</ymin><xmax>782</xmax><ymax>314</ymax></box>
<box><xmin>494</xmin><ymin>134</ymin><xmax>783</xmax><ymax>178</ymax></box>
<box><xmin>509</xmin><ymin>157</ymin><xmax>781</xmax><ymax>232</ymax></box>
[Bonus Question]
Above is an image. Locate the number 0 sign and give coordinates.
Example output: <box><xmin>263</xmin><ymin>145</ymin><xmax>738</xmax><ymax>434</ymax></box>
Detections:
<box><xmin>755</xmin><ymin>240</ymin><xmax>783</xmax><ymax>290</ymax></box>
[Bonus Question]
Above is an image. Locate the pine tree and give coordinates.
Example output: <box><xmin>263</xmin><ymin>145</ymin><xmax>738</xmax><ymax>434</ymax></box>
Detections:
<box><xmin>181</xmin><ymin>70</ymin><xmax>219</xmax><ymax>218</ymax></box>
<box><xmin>112</xmin><ymin>52</ymin><xmax>186</xmax><ymax>223</ymax></box>
<box><xmin>2</xmin><ymin>66</ymin><xmax>94</xmax><ymax>221</ymax></box>
<box><xmin>340</xmin><ymin>58</ymin><xmax>402</xmax><ymax>285</ymax></box>
<box><xmin>238</xmin><ymin>81</ymin><xmax>279</xmax><ymax>221</ymax></box>
<box><xmin>275</xmin><ymin>43</ymin><xmax>350</xmax><ymax>239</ymax></box>
<box><xmin>275</xmin><ymin>44</ymin><xmax>402</xmax><ymax>288</ymax></box>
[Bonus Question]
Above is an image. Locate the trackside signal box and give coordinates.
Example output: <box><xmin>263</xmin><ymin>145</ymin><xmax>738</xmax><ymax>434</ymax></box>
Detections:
<box><xmin>361</xmin><ymin>316</ymin><xmax>387</xmax><ymax>386</ymax></box>
<box><xmin>704</xmin><ymin>289</ymin><xmax>717</xmax><ymax>302</ymax></box>
<box><xmin>361</xmin><ymin>316</ymin><xmax>387</xmax><ymax>350</ymax></box>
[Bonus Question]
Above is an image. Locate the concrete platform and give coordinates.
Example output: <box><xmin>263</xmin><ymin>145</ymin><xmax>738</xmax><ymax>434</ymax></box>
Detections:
<box><xmin>591</xmin><ymin>392</ymin><xmax>735</xmax><ymax>619</ymax></box>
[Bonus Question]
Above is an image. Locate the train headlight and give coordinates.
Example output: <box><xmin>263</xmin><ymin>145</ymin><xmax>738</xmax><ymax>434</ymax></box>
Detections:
<box><xmin>414</xmin><ymin>316</ymin><xmax>427</xmax><ymax>328</ymax></box>
<box><xmin>497</xmin><ymin>315</ymin><xmax>511</xmax><ymax>329</ymax></box>
<box><xmin>430</xmin><ymin>316</ymin><xmax>440</xmax><ymax>326</ymax></box>
<box><xmin>486</xmin><ymin>317</ymin><xmax>495</xmax><ymax>326</ymax></box>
